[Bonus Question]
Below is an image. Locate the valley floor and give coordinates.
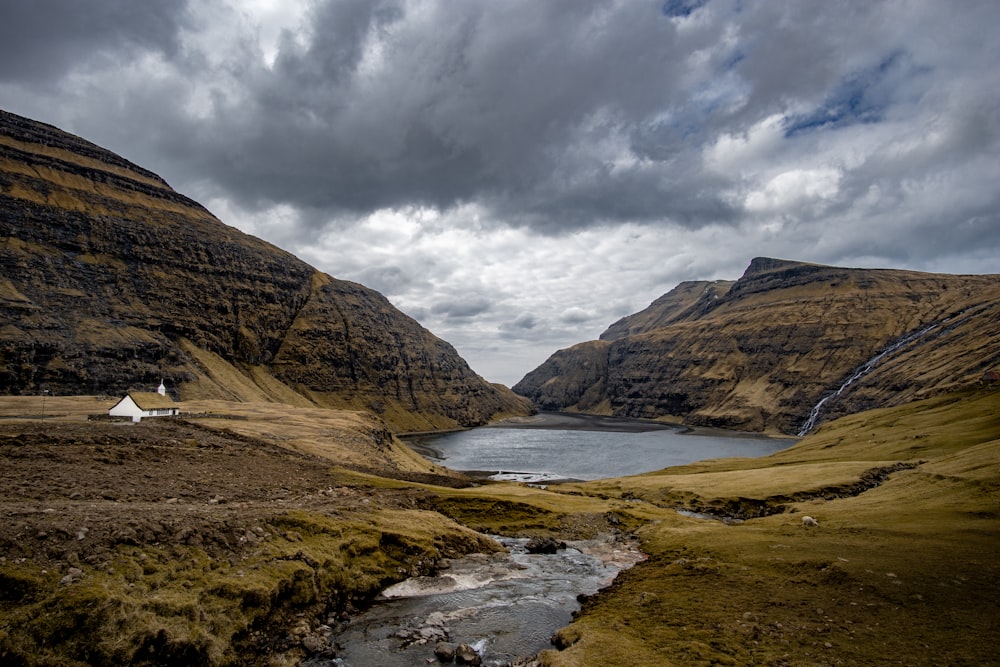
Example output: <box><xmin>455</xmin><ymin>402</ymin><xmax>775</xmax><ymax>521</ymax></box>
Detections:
<box><xmin>0</xmin><ymin>388</ymin><xmax>998</xmax><ymax>666</ymax></box>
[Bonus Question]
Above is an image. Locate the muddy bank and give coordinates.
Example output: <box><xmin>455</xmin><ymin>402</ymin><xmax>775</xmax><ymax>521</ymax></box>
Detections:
<box><xmin>491</xmin><ymin>412</ymin><xmax>681</xmax><ymax>433</ymax></box>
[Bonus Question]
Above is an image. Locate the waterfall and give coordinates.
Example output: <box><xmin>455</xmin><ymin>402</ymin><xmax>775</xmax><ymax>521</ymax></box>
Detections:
<box><xmin>797</xmin><ymin>304</ymin><xmax>991</xmax><ymax>436</ymax></box>
<box><xmin>797</xmin><ymin>322</ymin><xmax>940</xmax><ymax>436</ymax></box>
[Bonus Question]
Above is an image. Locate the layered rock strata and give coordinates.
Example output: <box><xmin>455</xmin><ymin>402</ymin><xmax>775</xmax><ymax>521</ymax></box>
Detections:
<box><xmin>514</xmin><ymin>257</ymin><xmax>1000</xmax><ymax>434</ymax></box>
<box><xmin>0</xmin><ymin>109</ymin><xmax>529</xmax><ymax>431</ymax></box>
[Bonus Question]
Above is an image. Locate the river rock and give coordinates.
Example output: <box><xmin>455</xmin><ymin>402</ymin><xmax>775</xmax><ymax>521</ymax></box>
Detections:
<box><xmin>525</xmin><ymin>536</ymin><xmax>566</xmax><ymax>554</ymax></box>
<box><xmin>434</xmin><ymin>641</ymin><xmax>456</xmax><ymax>662</ymax></box>
<box><xmin>455</xmin><ymin>643</ymin><xmax>482</xmax><ymax>665</ymax></box>
<box><xmin>301</xmin><ymin>634</ymin><xmax>328</xmax><ymax>654</ymax></box>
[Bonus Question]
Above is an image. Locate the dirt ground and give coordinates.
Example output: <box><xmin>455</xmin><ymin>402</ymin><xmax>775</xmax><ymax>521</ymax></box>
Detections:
<box><xmin>0</xmin><ymin>417</ymin><xmax>443</xmax><ymax>570</ymax></box>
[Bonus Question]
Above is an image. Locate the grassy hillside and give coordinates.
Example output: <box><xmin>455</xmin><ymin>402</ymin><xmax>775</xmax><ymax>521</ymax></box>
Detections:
<box><xmin>533</xmin><ymin>387</ymin><xmax>1000</xmax><ymax>666</ymax></box>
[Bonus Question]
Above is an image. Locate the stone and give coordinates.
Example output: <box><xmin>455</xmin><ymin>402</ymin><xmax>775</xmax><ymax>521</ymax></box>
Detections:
<box><xmin>525</xmin><ymin>536</ymin><xmax>566</xmax><ymax>554</ymax></box>
<box><xmin>434</xmin><ymin>641</ymin><xmax>456</xmax><ymax>663</ymax></box>
<box><xmin>60</xmin><ymin>567</ymin><xmax>83</xmax><ymax>585</ymax></box>
<box><xmin>301</xmin><ymin>635</ymin><xmax>328</xmax><ymax>654</ymax></box>
<box><xmin>455</xmin><ymin>643</ymin><xmax>482</xmax><ymax>666</ymax></box>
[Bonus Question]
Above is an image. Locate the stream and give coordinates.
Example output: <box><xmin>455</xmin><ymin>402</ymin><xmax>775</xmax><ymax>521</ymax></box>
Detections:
<box><xmin>309</xmin><ymin>535</ymin><xmax>644</xmax><ymax>666</ymax></box>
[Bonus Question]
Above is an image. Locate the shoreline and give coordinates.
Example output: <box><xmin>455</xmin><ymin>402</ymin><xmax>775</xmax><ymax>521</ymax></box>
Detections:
<box><xmin>489</xmin><ymin>411</ymin><xmax>683</xmax><ymax>433</ymax></box>
<box><xmin>401</xmin><ymin>411</ymin><xmax>795</xmax><ymax>481</ymax></box>
<box><xmin>458</xmin><ymin>469</ymin><xmax>584</xmax><ymax>485</ymax></box>
<box><xmin>403</xmin><ymin>410</ymin><xmax>793</xmax><ymax>440</ymax></box>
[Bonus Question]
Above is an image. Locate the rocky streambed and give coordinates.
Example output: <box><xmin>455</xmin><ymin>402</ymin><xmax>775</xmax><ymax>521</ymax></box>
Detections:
<box><xmin>307</xmin><ymin>534</ymin><xmax>644</xmax><ymax>667</ymax></box>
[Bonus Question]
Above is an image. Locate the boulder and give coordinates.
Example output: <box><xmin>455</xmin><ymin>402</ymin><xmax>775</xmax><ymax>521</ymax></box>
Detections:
<box><xmin>455</xmin><ymin>643</ymin><xmax>482</xmax><ymax>666</ymax></box>
<box><xmin>434</xmin><ymin>641</ymin><xmax>456</xmax><ymax>662</ymax></box>
<box><xmin>525</xmin><ymin>536</ymin><xmax>566</xmax><ymax>554</ymax></box>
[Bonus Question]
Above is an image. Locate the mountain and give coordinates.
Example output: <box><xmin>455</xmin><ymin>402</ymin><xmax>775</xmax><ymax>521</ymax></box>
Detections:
<box><xmin>513</xmin><ymin>257</ymin><xmax>1000</xmax><ymax>434</ymax></box>
<box><xmin>0</xmin><ymin>109</ymin><xmax>529</xmax><ymax>431</ymax></box>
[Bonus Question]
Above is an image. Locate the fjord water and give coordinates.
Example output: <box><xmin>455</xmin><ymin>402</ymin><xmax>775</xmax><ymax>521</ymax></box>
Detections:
<box><xmin>409</xmin><ymin>412</ymin><xmax>792</xmax><ymax>482</ymax></box>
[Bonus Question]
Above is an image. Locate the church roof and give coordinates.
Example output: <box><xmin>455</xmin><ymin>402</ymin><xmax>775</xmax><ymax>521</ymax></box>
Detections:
<box><xmin>128</xmin><ymin>392</ymin><xmax>177</xmax><ymax>410</ymax></box>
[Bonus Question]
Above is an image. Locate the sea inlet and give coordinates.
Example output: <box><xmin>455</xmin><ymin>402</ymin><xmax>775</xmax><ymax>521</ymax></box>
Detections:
<box><xmin>406</xmin><ymin>411</ymin><xmax>793</xmax><ymax>483</ymax></box>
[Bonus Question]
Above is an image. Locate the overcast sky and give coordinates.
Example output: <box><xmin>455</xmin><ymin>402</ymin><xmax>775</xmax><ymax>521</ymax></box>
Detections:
<box><xmin>2</xmin><ymin>0</ymin><xmax>999</xmax><ymax>386</ymax></box>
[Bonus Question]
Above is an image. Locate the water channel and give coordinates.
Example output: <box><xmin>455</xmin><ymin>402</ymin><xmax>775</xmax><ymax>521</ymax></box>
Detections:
<box><xmin>316</xmin><ymin>535</ymin><xmax>644</xmax><ymax>666</ymax></box>
<box><xmin>315</xmin><ymin>414</ymin><xmax>792</xmax><ymax>666</ymax></box>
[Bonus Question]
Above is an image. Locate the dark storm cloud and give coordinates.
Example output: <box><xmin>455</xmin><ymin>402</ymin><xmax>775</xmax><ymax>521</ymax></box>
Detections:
<box><xmin>0</xmin><ymin>0</ymin><xmax>189</xmax><ymax>83</ymax></box>
<box><xmin>73</xmin><ymin>0</ymin><xmax>728</xmax><ymax>230</ymax></box>
<box><xmin>10</xmin><ymin>0</ymin><xmax>997</xmax><ymax>244</ymax></box>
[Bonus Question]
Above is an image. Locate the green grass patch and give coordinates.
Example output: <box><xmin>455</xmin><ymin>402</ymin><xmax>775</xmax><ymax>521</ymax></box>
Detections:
<box><xmin>0</xmin><ymin>507</ymin><xmax>502</xmax><ymax>666</ymax></box>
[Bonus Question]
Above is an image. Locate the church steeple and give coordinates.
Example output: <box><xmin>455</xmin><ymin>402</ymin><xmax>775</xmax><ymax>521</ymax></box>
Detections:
<box><xmin>157</xmin><ymin>379</ymin><xmax>166</xmax><ymax>396</ymax></box>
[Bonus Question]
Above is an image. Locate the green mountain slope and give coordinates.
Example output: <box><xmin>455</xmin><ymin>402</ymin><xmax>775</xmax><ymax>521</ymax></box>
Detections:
<box><xmin>0</xmin><ymin>109</ymin><xmax>529</xmax><ymax>431</ymax></box>
<box><xmin>514</xmin><ymin>257</ymin><xmax>1000</xmax><ymax>434</ymax></box>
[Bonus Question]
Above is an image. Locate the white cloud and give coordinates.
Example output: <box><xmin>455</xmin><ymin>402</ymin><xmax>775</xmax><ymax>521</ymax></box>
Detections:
<box><xmin>745</xmin><ymin>167</ymin><xmax>842</xmax><ymax>214</ymax></box>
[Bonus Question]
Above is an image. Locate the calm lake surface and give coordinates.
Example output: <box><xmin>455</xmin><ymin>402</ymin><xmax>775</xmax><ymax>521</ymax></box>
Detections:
<box><xmin>407</xmin><ymin>412</ymin><xmax>793</xmax><ymax>482</ymax></box>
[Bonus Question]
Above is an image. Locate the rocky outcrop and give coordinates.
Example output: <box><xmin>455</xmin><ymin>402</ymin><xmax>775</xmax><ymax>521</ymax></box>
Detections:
<box><xmin>600</xmin><ymin>279</ymin><xmax>734</xmax><ymax>341</ymax></box>
<box><xmin>515</xmin><ymin>258</ymin><xmax>1000</xmax><ymax>434</ymax></box>
<box><xmin>0</xmin><ymin>109</ymin><xmax>529</xmax><ymax>431</ymax></box>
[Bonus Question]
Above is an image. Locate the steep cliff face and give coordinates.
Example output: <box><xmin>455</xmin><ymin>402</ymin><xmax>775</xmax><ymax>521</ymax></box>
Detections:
<box><xmin>0</xmin><ymin>109</ymin><xmax>529</xmax><ymax>431</ymax></box>
<box><xmin>514</xmin><ymin>257</ymin><xmax>1000</xmax><ymax>434</ymax></box>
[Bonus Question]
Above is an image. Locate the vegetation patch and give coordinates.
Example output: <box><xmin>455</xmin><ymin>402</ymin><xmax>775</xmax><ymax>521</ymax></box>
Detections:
<box><xmin>537</xmin><ymin>388</ymin><xmax>1000</xmax><ymax>666</ymax></box>
<box><xmin>1</xmin><ymin>388</ymin><xmax>997</xmax><ymax>665</ymax></box>
<box><xmin>0</xmin><ymin>417</ymin><xmax>501</xmax><ymax>666</ymax></box>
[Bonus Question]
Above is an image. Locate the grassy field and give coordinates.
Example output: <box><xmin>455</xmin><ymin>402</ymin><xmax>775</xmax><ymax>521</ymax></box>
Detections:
<box><xmin>1</xmin><ymin>388</ymin><xmax>997</xmax><ymax>665</ymax></box>
<box><xmin>532</xmin><ymin>388</ymin><xmax>1000</xmax><ymax>666</ymax></box>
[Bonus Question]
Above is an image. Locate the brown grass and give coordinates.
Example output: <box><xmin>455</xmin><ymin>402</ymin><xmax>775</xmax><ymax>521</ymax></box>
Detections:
<box><xmin>538</xmin><ymin>388</ymin><xmax>1000</xmax><ymax>666</ymax></box>
<box><xmin>2</xmin><ymin>388</ymin><xmax>996</xmax><ymax>665</ymax></box>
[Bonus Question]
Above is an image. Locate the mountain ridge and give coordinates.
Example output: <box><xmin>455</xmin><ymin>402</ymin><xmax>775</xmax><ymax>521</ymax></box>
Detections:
<box><xmin>514</xmin><ymin>257</ymin><xmax>1000</xmax><ymax>434</ymax></box>
<box><xmin>0</xmin><ymin>109</ymin><xmax>529</xmax><ymax>431</ymax></box>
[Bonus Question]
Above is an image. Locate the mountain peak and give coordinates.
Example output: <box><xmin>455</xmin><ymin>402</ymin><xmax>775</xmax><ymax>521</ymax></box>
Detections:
<box><xmin>743</xmin><ymin>257</ymin><xmax>808</xmax><ymax>275</ymax></box>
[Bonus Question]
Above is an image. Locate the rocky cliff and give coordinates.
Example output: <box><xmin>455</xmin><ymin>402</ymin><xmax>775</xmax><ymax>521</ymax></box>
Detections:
<box><xmin>514</xmin><ymin>257</ymin><xmax>1000</xmax><ymax>434</ymax></box>
<box><xmin>0</xmin><ymin>109</ymin><xmax>529</xmax><ymax>431</ymax></box>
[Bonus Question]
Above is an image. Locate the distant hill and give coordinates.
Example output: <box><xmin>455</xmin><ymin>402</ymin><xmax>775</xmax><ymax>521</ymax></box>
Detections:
<box><xmin>513</xmin><ymin>257</ymin><xmax>1000</xmax><ymax>434</ymax></box>
<box><xmin>0</xmin><ymin>109</ymin><xmax>529</xmax><ymax>431</ymax></box>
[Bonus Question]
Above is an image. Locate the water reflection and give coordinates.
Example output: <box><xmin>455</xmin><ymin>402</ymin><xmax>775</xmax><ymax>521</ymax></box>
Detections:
<box><xmin>408</xmin><ymin>412</ymin><xmax>792</xmax><ymax>483</ymax></box>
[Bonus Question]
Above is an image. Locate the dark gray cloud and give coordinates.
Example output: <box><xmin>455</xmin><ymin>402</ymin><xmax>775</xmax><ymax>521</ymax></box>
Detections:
<box><xmin>498</xmin><ymin>314</ymin><xmax>538</xmax><ymax>339</ymax></box>
<box><xmin>431</xmin><ymin>296</ymin><xmax>492</xmax><ymax>319</ymax></box>
<box><xmin>0</xmin><ymin>0</ymin><xmax>189</xmax><ymax>83</ymax></box>
<box><xmin>8</xmin><ymin>0</ymin><xmax>998</xmax><ymax>239</ymax></box>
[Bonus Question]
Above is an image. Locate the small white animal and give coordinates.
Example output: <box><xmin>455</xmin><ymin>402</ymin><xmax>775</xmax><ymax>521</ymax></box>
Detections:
<box><xmin>801</xmin><ymin>515</ymin><xmax>819</xmax><ymax>527</ymax></box>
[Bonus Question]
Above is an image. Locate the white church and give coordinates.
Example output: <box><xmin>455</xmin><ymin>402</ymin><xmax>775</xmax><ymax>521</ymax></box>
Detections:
<box><xmin>108</xmin><ymin>381</ymin><xmax>179</xmax><ymax>422</ymax></box>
